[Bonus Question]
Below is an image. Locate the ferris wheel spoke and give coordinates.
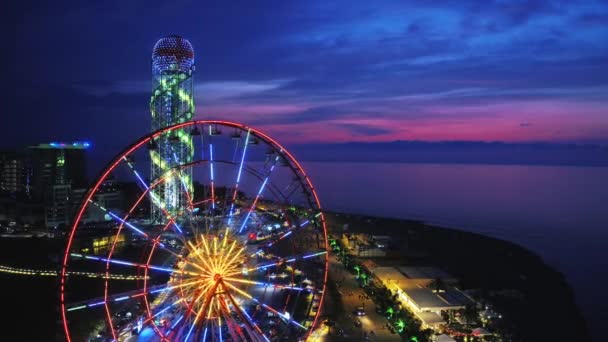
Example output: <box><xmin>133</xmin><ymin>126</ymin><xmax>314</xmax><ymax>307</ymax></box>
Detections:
<box><xmin>184</xmin><ymin>281</ymin><xmax>219</xmax><ymax>341</ymax></box>
<box><xmin>163</xmin><ymin>313</ymin><xmax>184</xmax><ymax>336</ymax></box>
<box><xmin>86</xmin><ymin>199</ymin><xmax>184</xmax><ymax>257</ymax></box>
<box><xmin>144</xmin><ymin>297</ymin><xmax>185</xmax><ymax>326</ymax></box>
<box><xmin>229</xmin><ymin>250</ymin><xmax>327</xmax><ymax>276</ymax></box>
<box><xmin>208</xmin><ymin>127</ymin><xmax>217</xmax><ymax>211</ymax></box>
<box><xmin>218</xmin><ymin>283</ymin><xmax>270</xmax><ymax>342</ymax></box>
<box><xmin>70</xmin><ymin>253</ymin><xmax>201</xmax><ymax>276</ymax></box>
<box><xmin>122</xmin><ymin>158</ymin><xmax>184</xmax><ymax>229</ymax></box>
<box><xmin>226</xmin><ymin>130</ymin><xmax>251</xmax><ymax>225</ymax></box>
<box><xmin>222</xmin><ymin>277</ymin><xmax>315</xmax><ymax>293</ymax></box>
<box><xmin>217</xmin><ymin>297</ymin><xmax>242</xmax><ymax>341</ymax></box>
<box><xmin>251</xmin><ymin>217</ymin><xmax>313</xmax><ymax>256</ymax></box>
<box><xmin>238</xmin><ymin>154</ymin><xmax>282</xmax><ymax>233</ymax></box>
<box><xmin>121</xmin><ymin>155</ymin><xmax>164</xmax><ymax>211</ymax></box>
<box><xmin>113</xmin><ymin>163</ymin><xmax>188</xmax><ymax>245</ymax></box>
<box><xmin>65</xmin><ymin>283</ymin><xmax>167</xmax><ymax>312</ymax></box>
<box><xmin>67</xmin><ymin>280</ymin><xmax>202</xmax><ymax>316</ymax></box>
<box><xmin>223</xmin><ymin>282</ymin><xmax>308</xmax><ymax>331</ymax></box>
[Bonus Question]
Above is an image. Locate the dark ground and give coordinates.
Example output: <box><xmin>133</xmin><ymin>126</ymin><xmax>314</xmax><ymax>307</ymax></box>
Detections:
<box><xmin>325</xmin><ymin>212</ymin><xmax>590</xmax><ymax>342</ymax></box>
<box><xmin>0</xmin><ymin>213</ymin><xmax>591</xmax><ymax>341</ymax></box>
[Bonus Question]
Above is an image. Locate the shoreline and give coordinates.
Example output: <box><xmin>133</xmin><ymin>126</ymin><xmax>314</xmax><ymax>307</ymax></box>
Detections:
<box><xmin>324</xmin><ymin>210</ymin><xmax>590</xmax><ymax>341</ymax></box>
<box><xmin>0</xmin><ymin>212</ymin><xmax>592</xmax><ymax>341</ymax></box>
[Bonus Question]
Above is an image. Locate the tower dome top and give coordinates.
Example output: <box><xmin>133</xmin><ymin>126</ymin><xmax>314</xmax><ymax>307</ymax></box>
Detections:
<box><xmin>152</xmin><ymin>35</ymin><xmax>194</xmax><ymax>73</ymax></box>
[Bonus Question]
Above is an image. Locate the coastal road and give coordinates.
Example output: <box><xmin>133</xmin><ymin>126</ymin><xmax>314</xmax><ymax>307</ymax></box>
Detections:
<box><xmin>318</xmin><ymin>253</ymin><xmax>400</xmax><ymax>342</ymax></box>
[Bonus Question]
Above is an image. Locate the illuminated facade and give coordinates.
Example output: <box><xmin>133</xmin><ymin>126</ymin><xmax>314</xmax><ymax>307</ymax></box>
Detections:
<box><xmin>0</xmin><ymin>151</ymin><xmax>27</xmax><ymax>195</ymax></box>
<box><xmin>27</xmin><ymin>141</ymin><xmax>89</xmax><ymax>201</ymax></box>
<box><xmin>26</xmin><ymin>142</ymin><xmax>89</xmax><ymax>227</ymax></box>
<box><xmin>150</xmin><ymin>35</ymin><xmax>195</xmax><ymax>222</ymax></box>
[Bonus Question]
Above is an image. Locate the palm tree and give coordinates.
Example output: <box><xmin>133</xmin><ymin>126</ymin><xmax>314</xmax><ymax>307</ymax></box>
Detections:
<box><xmin>360</xmin><ymin>272</ymin><xmax>368</xmax><ymax>286</ymax></box>
<box><xmin>395</xmin><ymin>319</ymin><xmax>406</xmax><ymax>333</ymax></box>
<box><xmin>386</xmin><ymin>306</ymin><xmax>394</xmax><ymax>319</ymax></box>
<box><xmin>353</xmin><ymin>265</ymin><xmax>361</xmax><ymax>278</ymax></box>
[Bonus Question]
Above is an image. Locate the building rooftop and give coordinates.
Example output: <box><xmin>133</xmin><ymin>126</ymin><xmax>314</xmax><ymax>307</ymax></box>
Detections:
<box><xmin>397</xmin><ymin>266</ymin><xmax>455</xmax><ymax>281</ymax></box>
<box><xmin>417</xmin><ymin>311</ymin><xmax>445</xmax><ymax>326</ymax></box>
<box><xmin>29</xmin><ymin>142</ymin><xmax>91</xmax><ymax>150</ymax></box>
<box><xmin>436</xmin><ymin>334</ymin><xmax>456</xmax><ymax>342</ymax></box>
<box><xmin>373</xmin><ymin>266</ymin><xmax>469</xmax><ymax>312</ymax></box>
<box><xmin>372</xmin><ymin>266</ymin><xmax>410</xmax><ymax>285</ymax></box>
<box><xmin>438</xmin><ymin>289</ymin><xmax>474</xmax><ymax>307</ymax></box>
<box><xmin>405</xmin><ymin>288</ymin><xmax>463</xmax><ymax>310</ymax></box>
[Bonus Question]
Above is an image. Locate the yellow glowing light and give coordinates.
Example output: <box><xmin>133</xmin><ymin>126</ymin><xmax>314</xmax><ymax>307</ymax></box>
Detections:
<box><xmin>170</xmin><ymin>232</ymin><xmax>249</xmax><ymax>322</ymax></box>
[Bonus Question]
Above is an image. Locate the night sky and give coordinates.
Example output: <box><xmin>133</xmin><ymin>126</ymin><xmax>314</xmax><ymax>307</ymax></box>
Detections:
<box><xmin>7</xmin><ymin>0</ymin><xmax>608</xmax><ymax>151</ymax></box>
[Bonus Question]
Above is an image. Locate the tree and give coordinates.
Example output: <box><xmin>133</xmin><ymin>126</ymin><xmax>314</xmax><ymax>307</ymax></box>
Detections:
<box><xmin>386</xmin><ymin>306</ymin><xmax>394</xmax><ymax>319</ymax></box>
<box><xmin>353</xmin><ymin>265</ymin><xmax>361</xmax><ymax>278</ymax></box>
<box><xmin>360</xmin><ymin>272</ymin><xmax>368</xmax><ymax>286</ymax></box>
<box><xmin>395</xmin><ymin>319</ymin><xmax>406</xmax><ymax>333</ymax></box>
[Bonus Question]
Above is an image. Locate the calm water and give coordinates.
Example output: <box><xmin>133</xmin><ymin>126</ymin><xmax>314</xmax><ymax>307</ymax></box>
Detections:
<box><xmin>303</xmin><ymin>162</ymin><xmax>608</xmax><ymax>340</ymax></box>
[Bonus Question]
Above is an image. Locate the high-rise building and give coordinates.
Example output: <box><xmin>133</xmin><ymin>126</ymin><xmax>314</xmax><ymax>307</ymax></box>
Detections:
<box><xmin>0</xmin><ymin>151</ymin><xmax>28</xmax><ymax>195</ymax></box>
<box><xmin>149</xmin><ymin>35</ymin><xmax>195</xmax><ymax>222</ymax></box>
<box><xmin>28</xmin><ymin>142</ymin><xmax>89</xmax><ymax>201</ymax></box>
<box><xmin>28</xmin><ymin>142</ymin><xmax>89</xmax><ymax>227</ymax></box>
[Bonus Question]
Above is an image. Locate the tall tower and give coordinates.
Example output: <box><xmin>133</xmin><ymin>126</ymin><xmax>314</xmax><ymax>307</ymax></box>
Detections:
<box><xmin>150</xmin><ymin>35</ymin><xmax>195</xmax><ymax>222</ymax></box>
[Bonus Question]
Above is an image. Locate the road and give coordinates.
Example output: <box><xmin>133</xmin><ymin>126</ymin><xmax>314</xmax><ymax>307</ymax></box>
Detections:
<box><xmin>311</xmin><ymin>254</ymin><xmax>400</xmax><ymax>341</ymax></box>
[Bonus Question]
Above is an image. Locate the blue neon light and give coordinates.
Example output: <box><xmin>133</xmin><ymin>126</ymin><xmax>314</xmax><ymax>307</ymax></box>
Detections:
<box><xmin>133</xmin><ymin>170</ymin><xmax>148</xmax><ymax>190</ymax></box>
<box><xmin>153</xmin><ymin>304</ymin><xmax>173</xmax><ymax>318</ymax></box>
<box><xmin>210</xmin><ymin>143</ymin><xmax>215</xmax><ymax>210</ymax></box>
<box><xmin>238</xmin><ymin>212</ymin><xmax>253</xmax><ymax>233</ymax></box>
<box><xmin>108</xmin><ymin>213</ymin><xmax>145</xmax><ymax>237</ymax></box>
<box><xmin>184</xmin><ymin>318</ymin><xmax>197</xmax><ymax>341</ymax></box>
<box><xmin>236</xmin><ymin>131</ymin><xmax>250</xmax><ymax>183</ymax></box>
<box><xmin>257</xmin><ymin>178</ymin><xmax>269</xmax><ymax>196</ymax></box>
<box><xmin>170</xmin><ymin>315</ymin><xmax>184</xmax><ymax>330</ymax></box>
<box><xmin>219</xmin><ymin>321</ymin><xmax>223</xmax><ymax>342</ymax></box>
<box><xmin>148</xmin><ymin>265</ymin><xmax>176</xmax><ymax>273</ymax></box>
<box><xmin>79</xmin><ymin>254</ymin><xmax>177</xmax><ymax>275</ymax></box>
<box><xmin>302</xmin><ymin>251</ymin><xmax>327</xmax><ymax>259</ymax></box>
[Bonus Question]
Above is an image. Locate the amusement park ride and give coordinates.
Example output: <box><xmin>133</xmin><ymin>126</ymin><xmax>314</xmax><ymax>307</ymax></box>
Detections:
<box><xmin>60</xmin><ymin>121</ymin><xmax>329</xmax><ymax>341</ymax></box>
<box><xmin>59</xmin><ymin>36</ymin><xmax>329</xmax><ymax>342</ymax></box>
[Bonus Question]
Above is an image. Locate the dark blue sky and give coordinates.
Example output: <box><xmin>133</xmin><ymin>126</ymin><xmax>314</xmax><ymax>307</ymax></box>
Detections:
<box><xmin>6</xmin><ymin>0</ymin><xmax>608</xmax><ymax>152</ymax></box>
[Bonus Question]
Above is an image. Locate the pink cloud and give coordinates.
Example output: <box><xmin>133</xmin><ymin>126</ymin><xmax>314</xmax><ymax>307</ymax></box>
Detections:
<box><xmin>194</xmin><ymin>99</ymin><xmax>608</xmax><ymax>144</ymax></box>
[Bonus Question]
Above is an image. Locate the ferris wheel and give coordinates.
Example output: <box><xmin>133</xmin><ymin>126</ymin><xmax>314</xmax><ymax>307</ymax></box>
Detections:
<box><xmin>60</xmin><ymin>120</ymin><xmax>329</xmax><ymax>341</ymax></box>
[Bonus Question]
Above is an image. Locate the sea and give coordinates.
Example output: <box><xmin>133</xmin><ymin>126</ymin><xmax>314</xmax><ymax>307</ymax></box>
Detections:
<box><xmin>302</xmin><ymin>162</ymin><xmax>608</xmax><ymax>341</ymax></box>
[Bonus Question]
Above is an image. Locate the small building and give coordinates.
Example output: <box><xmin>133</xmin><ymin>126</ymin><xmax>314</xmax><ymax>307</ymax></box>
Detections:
<box><xmin>371</xmin><ymin>266</ymin><xmax>474</xmax><ymax>330</ymax></box>
<box><xmin>472</xmin><ymin>327</ymin><xmax>492</xmax><ymax>337</ymax></box>
<box><xmin>370</xmin><ymin>235</ymin><xmax>391</xmax><ymax>248</ymax></box>
<box><xmin>418</xmin><ymin>312</ymin><xmax>445</xmax><ymax>328</ymax></box>
<box><xmin>397</xmin><ymin>266</ymin><xmax>457</xmax><ymax>283</ymax></box>
<box><xmin>341</xmin><ymin>233</ymin><xmax>387</xmax><ymax>257</ymax></box>
<box><xmin>435</xmin><ymin>334</ymin><xmax>456</xmax><ymax>342</ymax></box>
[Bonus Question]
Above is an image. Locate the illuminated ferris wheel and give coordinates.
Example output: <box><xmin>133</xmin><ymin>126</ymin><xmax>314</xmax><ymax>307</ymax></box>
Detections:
<box><xmin>60</xmin><ymin>120</ymin><xmax>329</xmax><ymax>341</ymax></box>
